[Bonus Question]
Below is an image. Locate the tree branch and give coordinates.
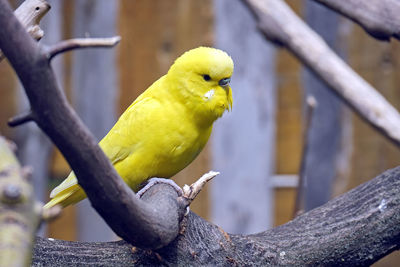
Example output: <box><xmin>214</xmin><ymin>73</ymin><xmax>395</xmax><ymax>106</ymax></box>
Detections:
<box><xmin>8</xmin><ymin>111</ymin><xmax>35</xmax><ymax>127</ymax></box>
<box><xmin>182</xmin><ymin>171</ymin><xmax>219</xmax><ymax>203</ymax></box>
<box><xmin>0</xmin><ymin>0</ymin><xmax>50</xmax><ymax>62</ymax></box>
<box><xmin>293</xmin><ymin>96</ymin><xmax>317</xmax><ymax>217</ymax></box>
<box><xmin>32</xmin><ymin>166</ymin><xmax>400</xmax><ymax>265</ymax></box>
<box><xmin>311</xmin><ymin>0</ymin><xmax>400</xmax><ymax>40</ymax></box>
<box><xmin>0</xmin><ymin>137</ymin><xmax>42</xmax><ymax>266</ymax></box>
<box><xmin>46</xmin><ymin>36</ymin><xmax>121</xmax><ymax>61</ymax></box>
<box><xmin>241</xmin><ymin>0</ymin><xmax>400</xmax><ymax>148</ymax></box>
<box><xmin>0</xmin><ymin>0</ymin><xmax>186</xmax><ymax>249</ymax></box>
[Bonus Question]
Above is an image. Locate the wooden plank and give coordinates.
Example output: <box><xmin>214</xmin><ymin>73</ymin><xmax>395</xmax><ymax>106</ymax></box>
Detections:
<box><xmin>348</xmin><ymin>29</ymin><xmax>400</xmax><ymax>190</ymax></box>
<box><xmin>0</xmin><ymin>61</ymin><xmax>16</xmax><ymax>138</ymax></box>
<box><xmin>212</xmin><ymin>0</ymin><xmax>276</xmax><ymax>234</ymax></box>
<box><xmin>302</xmin><ymin>0</ymin><xmax>346</xmax><ymax>211</ymax></box>
<box><xmin>71</xmin><ymin>0</ymin><xmax>119</xmax><ymax>242</ymax></box>
<box><xmin>273</xmin><ymin>0</ymin><xmax>303</xmax><ymax>225</ymax></box>
<box><xmin>118</xmin><ymin>0</ymin><xmax>213</xmax><ymax>220</ymax></box>
<box><xmin>274</xmin><ymin>188</ymin><xmax>296</xmax><ymax>226</ymax></box>
<box><xmin>0</xmin><ymin>0</ymin><xmax>17</xmax><ymax>137</ymax></box>
<box><xmin>47</xmin><ymin>0</ymin><xmax>76</xmax><ymax>241</ymax></box>
<box><xmin>274</xmin><ymin>0</ymin><xmax>304</xmax><ymax>176</ymax></box>
<box><xmin>275</xmin><ymin>49</ymin><xmax>303</xmax><ymax>174</ymax></box>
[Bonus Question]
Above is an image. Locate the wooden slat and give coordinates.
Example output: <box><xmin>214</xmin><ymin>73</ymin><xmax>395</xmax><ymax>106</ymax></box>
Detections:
<box><xmin>274</xmin><ymin>188</ymin><xmax>296</xmax><ymax>226</ymax></box>
<box><xmin>347</xmin><ymin>24</ymin><xmax>400</xmax><ymax>267</ymax></box>
<box><xmin>274</xmin><ymin>0</ymin><xmax>303</xmax><ymax>226</ymax></box>
<box><xmin>212</xmin><ymin>0</ymin><xmax>276</xmax><ymax>234</ymax></box>
<box><xmin>0</xmin><ymin>62</ymin><xmax>16</xmax><ymax>138</ymax></box>
<box><xmin>275</xmin><ymin>0</ymin><xmax>304</xmax><ymax>175</ymax></box>
<box><xmin>348</xmin><ymin>27</ymin><xmax>400</xmax><ymax>190</ymax></box>
<box><xmin>47</xmin><ymin>0</ymin><xmax>76</xmax><ymax>241</ymax></box>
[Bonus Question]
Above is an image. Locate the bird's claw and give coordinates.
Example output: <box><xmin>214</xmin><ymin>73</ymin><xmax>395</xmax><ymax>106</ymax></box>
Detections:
<box><xmin>137</xmin><ymin>177</ymin><xmax>183</xmax><ymax>198</ymax></box>
<box><xmin>137</xmin><ymin>178</ymin><xmax>190</xmax><ymax>216</ymax></box>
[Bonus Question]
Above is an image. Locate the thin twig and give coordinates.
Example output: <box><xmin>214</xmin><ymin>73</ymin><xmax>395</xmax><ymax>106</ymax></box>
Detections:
<box><xmin>46</xmin><ymin>36</ymin><xmax>121</xmax><ymax>61</ymax></box>
<box><xmin>8</xmin><ymin>111</ymin><xmax>34</xmax><ymax>127</ymax></box>
<box><xmin>182</xmin><ymin>171</ymin><xmax>219</xmax><ymax>203</ymax></box>
<box><xmin>293</xmin><ymin>96</ymin><xmax>317</xmax><ymax>218</ymax></box>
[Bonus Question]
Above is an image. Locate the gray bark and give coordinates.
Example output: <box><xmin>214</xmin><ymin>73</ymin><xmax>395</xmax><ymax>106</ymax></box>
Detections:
<box><xmin>311</xmin><ymin>0</ymin><xmax>400</xmax><ymax>40</ymax></box>
<box><xmin>32</xmin><ymin>166</ymin><xmax>400</xmax><ymax>266</ymax></box>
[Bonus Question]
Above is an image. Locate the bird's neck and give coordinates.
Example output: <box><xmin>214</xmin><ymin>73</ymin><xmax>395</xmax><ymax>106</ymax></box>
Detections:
<box><xmin>161</xmin><ymin>75</ymin><xmax>223</xmax><ymax>129</ymax></box>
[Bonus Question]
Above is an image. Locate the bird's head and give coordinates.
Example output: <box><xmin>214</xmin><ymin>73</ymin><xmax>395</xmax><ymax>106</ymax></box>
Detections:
<box><xmin>167</xmin><ymin>47</ymin><xmax>234</xmax><ymax>124</ymax></box>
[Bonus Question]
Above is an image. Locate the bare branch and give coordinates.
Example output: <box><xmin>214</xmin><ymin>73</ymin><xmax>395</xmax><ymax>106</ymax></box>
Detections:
<box><xmin>182</xmin><ymin>171</ymin><xmax>219</xmax><ymax>203</ymax></box>
<box><xmin>0</xmin><ymin>0</ymin><xmax>50</xmax><ymax>61</ymax></box>
<box><xmin>0</xmin><ymin>0</ymin><xmax>184</xmax><ymax>249</ymax></box>
<box><xmin>311</xmin><ymin>0</ymin><xmax>400</xmax><ymax>40</ymax></box>
<box><xmin>0</xmin><ymin>137</ymin><xmax>42</xmax><ymax>266</ymax></box>
<box><xmin>32</xmin><ymin>167</ymin><xmax>400</xmax><ymax>265</ymax></box>
<box><xmin>242</xmin><ymin>0</ymin><xmax>400</xmax><ymax>148</ymax></box>
<box><xmin>46</xmin><ymin>36</ymin><xmax>121</xmax><ymax>61</ymax></box>
<box><xmin>294</xmin><ymin>96</ymin><xmax>317</xmax><ymax>217</ymax></box>
<box><xmin>8</xmin><ymin>111</ymin><xmax>34</xmax><ymax>127</ymax></box>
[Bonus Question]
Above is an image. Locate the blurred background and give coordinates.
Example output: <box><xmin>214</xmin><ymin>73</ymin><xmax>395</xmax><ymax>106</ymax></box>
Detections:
<box><xmin>1</xmin><ymin>0</ymin><xmax>399</xmax><ymax>265</ymax></box>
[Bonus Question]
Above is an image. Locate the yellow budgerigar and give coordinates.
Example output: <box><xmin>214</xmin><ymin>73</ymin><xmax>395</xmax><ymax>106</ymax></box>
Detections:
<box><xmin>44</xmin><ymin>47</ymin><xmax>233</xmax><ymax>210</ymax></box>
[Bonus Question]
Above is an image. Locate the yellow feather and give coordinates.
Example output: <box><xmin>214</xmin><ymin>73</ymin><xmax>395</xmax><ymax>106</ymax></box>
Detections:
<box><xmin>44</xmin><ymin>47</ymin><xmax>234</xmax><ymax>209</ymax></box>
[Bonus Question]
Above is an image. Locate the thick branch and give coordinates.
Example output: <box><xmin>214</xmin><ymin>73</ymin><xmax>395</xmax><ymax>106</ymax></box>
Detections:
<box><xmin>32</xmin><ymin>167</ymin><xmax>400</xmax><ymax>265</ymax></box>
<box><xmin>242</xmin><ymin>0</ymin><xmax>400</xmax><ymax>148</ymax></box>
<box><xmin>311</xmin><ymin>0</ymin><xmax>400</xmax><ymax>40</ymax></box>
<box><xmin>0</xmin><ymin>137</ymin><xmax>42</xmax><ymax>266</ymax></box>
<box><xmin>0</xmin><ymin>0</ymin><xmax>50</xmax><ymax>61</ymax></box>
<box><xmin>0</xmin><ymin>0</ymin><xmax>184</xmax><ymax>249</ymax></box>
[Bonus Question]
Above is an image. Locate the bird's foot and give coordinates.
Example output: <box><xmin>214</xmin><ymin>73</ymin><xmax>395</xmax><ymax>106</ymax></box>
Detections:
<box><xmin>137</xmin><ymin>178</ymin><xmax>190</xmax><ymax>216</ymax></box>
<box><xmin>137</xmin><ymin>178</ymin><xmax>183</xmax><ymax>199</ymax></box>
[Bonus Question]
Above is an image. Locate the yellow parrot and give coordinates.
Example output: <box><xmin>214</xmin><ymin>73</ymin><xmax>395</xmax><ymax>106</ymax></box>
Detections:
<box><xmin>44</xmin><ymin>47</ymin><xmax>233</xmax><ymax>210</ymax></box>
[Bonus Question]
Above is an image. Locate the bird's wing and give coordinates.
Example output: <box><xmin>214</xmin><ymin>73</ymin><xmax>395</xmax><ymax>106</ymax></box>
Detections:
<box><xmin>50</xmin><ymin>95</ymin><xmax>159</xmax><ymax>199</ymax></box>
<box><xmin>100</xmin><ymin>96</ymin><xmax>159</xmax><ymax>165</ymax></box>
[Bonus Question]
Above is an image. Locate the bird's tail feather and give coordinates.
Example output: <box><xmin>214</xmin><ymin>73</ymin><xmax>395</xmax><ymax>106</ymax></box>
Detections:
<box><xmin>43</xmin><ymin>184</ymin><xmax>85</xmax><ymax>210</ymax></box>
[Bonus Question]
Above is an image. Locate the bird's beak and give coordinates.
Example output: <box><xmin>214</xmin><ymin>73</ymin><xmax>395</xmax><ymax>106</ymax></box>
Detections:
<box><xmin>219</xmin><ymin>77</ymin><xmax>231</xmax><ymax>88</ymax></box>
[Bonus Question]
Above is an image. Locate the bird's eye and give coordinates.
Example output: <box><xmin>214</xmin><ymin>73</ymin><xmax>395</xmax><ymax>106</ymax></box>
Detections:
<box><xmin>203</xmin><ymin>74</ymin><xmax>211</xmax><ymax>81</ymax></box>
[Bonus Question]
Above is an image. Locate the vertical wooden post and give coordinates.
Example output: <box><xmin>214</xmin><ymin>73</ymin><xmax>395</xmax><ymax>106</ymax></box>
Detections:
<box><xmin>71</xmin><ymin>0</ymin><xmax>119</xmax><ymax>242</ymax></box>
<box><xmin>211</xmin><ymin>0</ymin><xmax>276</xmax><ymax>234</ymax></box>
